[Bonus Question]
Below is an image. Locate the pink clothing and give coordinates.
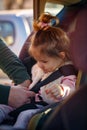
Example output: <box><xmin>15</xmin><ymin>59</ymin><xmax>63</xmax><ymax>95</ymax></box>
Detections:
<box><xmin>0</xmin><ymin>62</ymin><xmax>77</xmax><ymax>128</ymax></box>
<box><xmin>29</xmin><ymin>63</ymin><xmax>77</xmax><ymax>104</ymax></box>
<box><xmin>35</xmin><ymin>75</ymin><xmax>76</xmax><ymax>104</ymax></box>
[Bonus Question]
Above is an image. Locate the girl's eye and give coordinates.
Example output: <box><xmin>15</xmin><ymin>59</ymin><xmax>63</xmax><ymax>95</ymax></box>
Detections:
<box><xmin>42</xmin><ymin>61</ymin><xmax>48</xmax><ymax>63</ymax></box>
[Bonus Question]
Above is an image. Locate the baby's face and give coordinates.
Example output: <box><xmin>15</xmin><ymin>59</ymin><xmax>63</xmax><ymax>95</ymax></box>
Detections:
<box><xmin>33</xmin><ymin>53</ymin><xmax>64</xmax><ymax>73</ymax></box>
<box><xmin>36</xmin><ymin>55</ymin><xmax>64</xmax><ymax>73</ymax></box>
<box><xmin>30</xmin><ymin>45</ymin><xmax>65</xmax><ymax>73</ymax></box>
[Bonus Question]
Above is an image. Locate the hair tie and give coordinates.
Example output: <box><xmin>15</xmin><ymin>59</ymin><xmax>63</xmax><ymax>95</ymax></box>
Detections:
<box><xmin>38</xmin><ymin>22</ymin><xmax>51</xmax><ymax>29</ymax></box>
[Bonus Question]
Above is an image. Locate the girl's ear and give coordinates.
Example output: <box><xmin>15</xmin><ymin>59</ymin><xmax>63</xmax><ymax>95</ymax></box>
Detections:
<box><xmin>59</xmin><ymin>52</ymin><xmax>65</xmax><ymax>59</ymax></box>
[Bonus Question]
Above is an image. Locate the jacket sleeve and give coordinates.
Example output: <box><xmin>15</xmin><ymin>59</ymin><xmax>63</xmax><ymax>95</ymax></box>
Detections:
<box><xmin>0</xmin><ymin>84</ymin><xmax>10</xmax><ymax>104</ymax></box>
<box><xmin>0</xmin><ymin>38</ymin><xmax>30</xmax><ymax>84</ymax></box>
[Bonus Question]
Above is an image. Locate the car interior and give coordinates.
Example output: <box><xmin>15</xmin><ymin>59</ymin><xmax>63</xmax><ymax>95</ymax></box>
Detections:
<box><xmin>0</xmin><ymin>0</ymin><xmax>87</xmax><ymax>129</ymax></box>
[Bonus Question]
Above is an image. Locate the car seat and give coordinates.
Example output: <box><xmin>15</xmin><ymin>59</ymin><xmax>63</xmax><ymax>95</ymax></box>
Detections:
<box><xmin>57</xmin><ymin>1</ymin><xmax>87</xmax><ymax>87</ymax></box>
<box><xmin>0</xmin><ymin>1</ymin><xmax>87</xmax><ymax>130</ymax></box>
<box><xmin>28</xmin><ymin>1</ymin><xmax>87</xmax><ymax>130</ymax></box>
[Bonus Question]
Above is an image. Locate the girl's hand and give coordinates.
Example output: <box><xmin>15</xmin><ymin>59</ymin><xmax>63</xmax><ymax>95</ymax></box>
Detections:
<box><xmin>40</xmin><ymin>84</ymin><xmax>64</xmax><ymax>104</ymax></box>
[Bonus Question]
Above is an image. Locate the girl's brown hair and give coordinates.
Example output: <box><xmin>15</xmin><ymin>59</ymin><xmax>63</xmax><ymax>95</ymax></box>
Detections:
<box><xmin>29</xmin><ymin>13</ymin><xmax>70</xmax><ymax>61</ymax></box>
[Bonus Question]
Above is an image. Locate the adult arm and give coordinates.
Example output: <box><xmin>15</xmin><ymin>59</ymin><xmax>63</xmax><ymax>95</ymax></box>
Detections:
<box><xmin>0</xmin><ymin>38</ymin><xmax>30</xmax><ymax>84</ymax></box>
<box><xmin>0</xmin><ymin>84</ymin><xmax>35</xmax><ymax>107</ymax></box>
<box><xmin>0</xmin><ymin>38</ymin><xmax>33</xmax><ymax>106</ymax></box>
<box><xmin>0</xmin><ymin>84</ymin><xmax>10</xmax><ymax>104</ymax></box>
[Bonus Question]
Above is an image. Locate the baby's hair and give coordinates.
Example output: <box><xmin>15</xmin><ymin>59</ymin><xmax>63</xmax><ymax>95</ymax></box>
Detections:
<box><xmin>29</xmin><ymin>13</ymin><xmax>71</xmax><ymax>61</ymax></box>
<box><xmin>33</xmin><ymin>12</ymin><xmax>59</xmax><ymax>31</ymax></box>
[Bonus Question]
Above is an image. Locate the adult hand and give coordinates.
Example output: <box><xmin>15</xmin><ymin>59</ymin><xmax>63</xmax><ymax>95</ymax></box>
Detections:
<box><xmin>19</xmin><ymin>79</ymin><xmax>31</xmax><ymax>88</ymax></box>
<box><xmin>4</xmin><ymin>79</ymin><xmax>31</xmax><ymax>88</ymax></box>
<box><xmin>8</xmin><ymin>85</ymin><xmax>35</xmax><ymax>108</ymax></box>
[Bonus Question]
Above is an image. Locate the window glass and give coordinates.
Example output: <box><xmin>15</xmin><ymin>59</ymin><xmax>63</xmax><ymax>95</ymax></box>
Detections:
<box><xmin>45</xmin><ymin>2</ymin><xmax>64</xmax><ymax>16</ymax></box>
<box><xmin>26</xmin><ymin>16</ymin><xmax>33</xmax><ymax>31</ymax></box>
<box><xmin>0</xmin><ymin>21</ymin><xmax>15</xmax><ymax>46</ymax></box>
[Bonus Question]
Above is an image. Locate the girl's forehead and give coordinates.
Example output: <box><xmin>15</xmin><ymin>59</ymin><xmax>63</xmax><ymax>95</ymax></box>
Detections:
<box><xmin>31</xmin><ymin>46</ymin><xmax>41</xmax><ymax>55</ymax></box>
<box><xmin>31</xmin><ymin>47</ymin><xmax>49</xmax><ymax>60</ymax></box>
<box><xmin>33</xmin><ymin>51</ymin><xmax>47</xmax><ymax>60</ymax></box>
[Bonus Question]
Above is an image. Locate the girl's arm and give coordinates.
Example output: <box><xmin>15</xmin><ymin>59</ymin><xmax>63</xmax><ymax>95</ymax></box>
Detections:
<box><xmin>40</xmin><ymin>75</ymin><xmax>76</xmax><ymax>104</ymax></box>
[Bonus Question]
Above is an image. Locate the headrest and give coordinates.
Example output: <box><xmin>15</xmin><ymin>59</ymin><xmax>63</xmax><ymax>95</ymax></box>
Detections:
<box><xmin>69</xmin><ymin>4</ymin><xmax>87</xmax><ymax>73</ymax></box>
<box><xmin>58</xmin><ymin>3</ymin><xmax>87</xmax><ymax>73</ymax></box>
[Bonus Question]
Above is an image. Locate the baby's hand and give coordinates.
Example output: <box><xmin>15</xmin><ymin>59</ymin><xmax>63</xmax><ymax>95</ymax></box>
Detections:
<box><xmin>40</xmin><ymin>84</ymin><xmax>64</xmax><ymax>104</ymax></box>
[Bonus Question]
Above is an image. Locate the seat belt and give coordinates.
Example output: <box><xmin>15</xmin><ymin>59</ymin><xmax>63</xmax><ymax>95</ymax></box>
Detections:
<box><xmin>30</xmin><ymin>64</ymin><xmax>77</xmax><ymax>93</ymax></box>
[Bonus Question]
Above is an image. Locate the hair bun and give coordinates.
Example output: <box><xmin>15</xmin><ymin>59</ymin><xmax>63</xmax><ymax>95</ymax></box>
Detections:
<box><xmin>33</xmin><ymin>12</ymin><xmax>59</xmax><ymax>31</ymax></box>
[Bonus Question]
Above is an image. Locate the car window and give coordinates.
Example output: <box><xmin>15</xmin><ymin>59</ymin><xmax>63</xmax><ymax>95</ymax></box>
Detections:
<box><xmin>0</xmin><ymin>21</ymin><xmax>15</xmax><ymax>46</ymax></box>
<box><xmin>26</xmin><ymin>16</ymin><xmax>33</xmax><ymax>31</ymax></box>
<box><xmin>45</xmin><ymin>2</ymin><xmax>64</xmax><ymax>16</ymax></box>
